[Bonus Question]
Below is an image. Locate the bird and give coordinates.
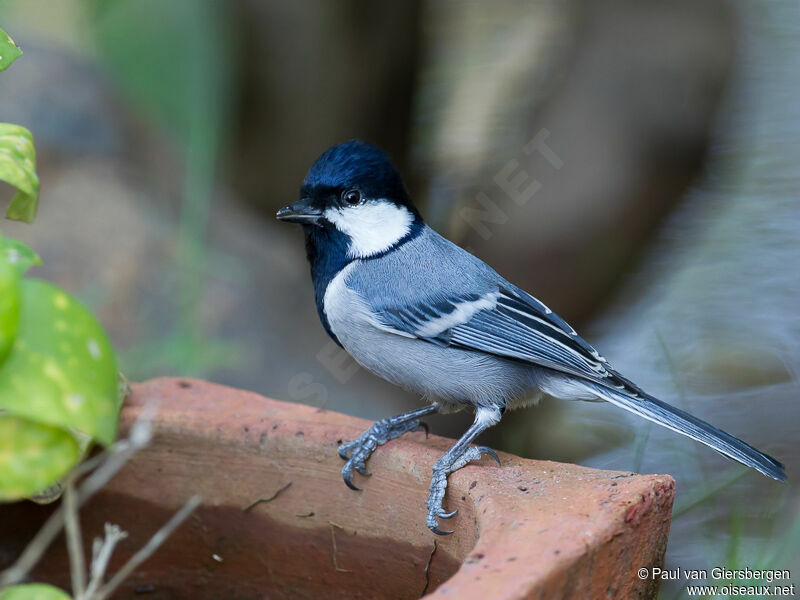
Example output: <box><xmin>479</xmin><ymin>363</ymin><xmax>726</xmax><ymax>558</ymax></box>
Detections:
<box><xmin>276</xmin><ymin>139</ymin><xmax>786</xmax><ymax>535</ymax></box>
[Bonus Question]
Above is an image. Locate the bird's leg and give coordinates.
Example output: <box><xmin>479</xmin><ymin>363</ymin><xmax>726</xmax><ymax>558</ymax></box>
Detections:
<box><xmin>426</xmin><ymin>406</ymin><xmax>502</xmax><ymax>535</ymax></box>
<box><xmin>339</xmin><ymin>404</ymin><xmax>438</xmax><ymax>490</ymax></box>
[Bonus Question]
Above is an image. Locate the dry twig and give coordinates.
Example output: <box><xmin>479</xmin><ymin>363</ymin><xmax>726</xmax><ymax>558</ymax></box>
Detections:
<box><xmin>84</xmin><ymin>523</ymin><xmax>128</xmax><ymax>599</ymax></box>
<box><xmin>0</xmin><ymin>400</ymin><xmax>202</xmax><ymax>600</ymax></box>
<box><xmin>95</xmin><ymin>495</ymin><xmax>201</xmax><ymax>600</ymax></box>
<box><xmin>0</xmin><ymin>402</ymin><xmax>155</xmax><ymax>588</ymax></box>
<box><xmin>64</xmin><ymin>482</ymin><xmax>86</xmax><ymax>597</ymax></box>
<box><xmin>328</xmin><ymin>521</ymin><xmax>351</xmax><ymax>573</ymax></box>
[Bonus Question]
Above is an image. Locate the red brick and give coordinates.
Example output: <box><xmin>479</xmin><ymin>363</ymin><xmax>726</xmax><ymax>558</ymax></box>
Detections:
<box><xmin>3</xmin><ymin>378</ymin><xmax>674</xmax><ymax>598</ymax></box>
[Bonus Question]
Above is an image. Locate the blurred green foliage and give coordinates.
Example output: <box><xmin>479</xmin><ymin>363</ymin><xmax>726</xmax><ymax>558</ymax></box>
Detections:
<box><xmin>0</xmin><ymin>124</ymin><xmax>38</xmax><ymax>223</ymax></box>
<box><xmin>0</xmin><ymin>278</ymin><xmax>119</xmax><ymax>445</ymax></box>
<box><xmin>0</xmin><ymin>584</ymin><xmax>71</xmax><ymax>600</ymax></box>
<box><xmin>0</xmin><ymin>416</ymin><xmax>80</xmax><ymax>501</ymax></box>
<box><xmin>0</xmin><ymin>260</ymin><xmax>19</xmax><ymax>362</ymax></box>
<box><xmin>0</xmin><ymin>25</ymin><xmax>119</xmax><ymax>503</ymax></box>
<box><xmin>0</xmin><ymin>28</ymin><xmax>39</xmax><ymax>223</ymax></box>
<box><xmin>0</xmin><ymin>237</ymin><xmax>119</xmax><ymax>500</ymax></box>
<box><xmin>90</xmin><ymin>0</ymin><xmax>240</xmax><ymax>377</ymax></box>
<box><xmin>89</xmin><ymin>0</ymin><xmax>232</xmax><ymax>146</ymax></box>
<box><xmin>0</xmin><ymin>27</ymin><xmax>21</xmax><ymax>70</ymax></box>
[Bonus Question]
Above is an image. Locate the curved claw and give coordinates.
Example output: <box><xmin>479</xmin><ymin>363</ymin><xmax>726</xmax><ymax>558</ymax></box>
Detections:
<box><xmin>429</xmin><ymin>526</ymin><xmax>454</xmax><ymax>536</ymax></box>
<box><xmin>438</xmin><ymin>508</ymin><xmax>458</xmax><ymax>519</ymax></box>
<box><xmin>475</xmin><ymin>445</ymin><xmax>501</xmax><ymax>466</ymax></box>
<box><xmin>414</xmin><ymin>421</ymin><xmax>430</xmax><ymax>439</ymax></box>
<box><xmin>342</xmin><ymin>472</ymin><xmax>361</xmax><ymax>491</ymax></box>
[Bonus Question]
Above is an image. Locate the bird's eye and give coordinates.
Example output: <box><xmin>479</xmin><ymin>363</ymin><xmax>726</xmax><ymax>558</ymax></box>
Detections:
<box><xmin>342</xmin><ymin>189</ymin><xmax>362</xmax><ymax>205</ymax></box>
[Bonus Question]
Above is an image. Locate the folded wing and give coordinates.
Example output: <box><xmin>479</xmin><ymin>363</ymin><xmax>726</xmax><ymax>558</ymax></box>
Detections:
<box><xmin>372</xmin><ymin>284</ymin><xmax>786</xmax><ymax>481</ymax></box>
<box><xmin>375</xmin><ymin>285</ymin><xmax>636</xmax><ymax>396</ymax></box>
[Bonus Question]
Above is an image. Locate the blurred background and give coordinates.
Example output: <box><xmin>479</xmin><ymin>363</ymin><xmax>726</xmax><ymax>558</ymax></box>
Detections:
<box><xmin>0</xmin><ymin>0</ymin><xmax>797</xmax><ymax>595</ymax></box>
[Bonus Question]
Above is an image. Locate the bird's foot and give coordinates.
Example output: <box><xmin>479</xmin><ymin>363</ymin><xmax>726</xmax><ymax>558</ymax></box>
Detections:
<box><xmin>426</xmin><ymin>445</ymin><xmax>500</xmax><ymax>535</ymax></box>
<box><xmin>338</xmin><ymin>417</ymin><xmax>428</xmax><ymax>491</ymax></box>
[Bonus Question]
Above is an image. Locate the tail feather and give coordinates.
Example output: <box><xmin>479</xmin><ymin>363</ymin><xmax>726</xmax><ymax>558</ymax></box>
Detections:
<box><xmin>592</xmin><ymin>385</ymin><xmax>786</xmax><ymax>481</ymax></box>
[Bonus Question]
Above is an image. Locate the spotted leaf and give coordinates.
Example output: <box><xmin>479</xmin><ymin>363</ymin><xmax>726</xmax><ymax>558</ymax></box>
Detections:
<box><xmin>0</xmin><ymin>415</ymin><xmax>80</xmax><ymax>501</ymax></box>
<box><xmin>0</xmin><ymin>279</ymin><xmax>119</xmax><ymax>445</ymax></box>
<box><xmin>0</xmin><ymin>236</ymin><xmax>42</xmax><ymax>276</ymax></box>
<box><xmin>0</xmin><ymin>123</ymin><xmax>39</xmax><ymax>223</ymax></box>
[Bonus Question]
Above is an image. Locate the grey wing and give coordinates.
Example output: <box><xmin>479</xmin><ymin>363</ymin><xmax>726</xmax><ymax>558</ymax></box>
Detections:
<box><xmin>373</xmin><ymin>284</ymin><xmax>641</xmax><ymax>397</ymax></box>
<box><xmin>371</xmin><ymin>279</ymin><xmax>787</xmax><ymax>482</ymax></box>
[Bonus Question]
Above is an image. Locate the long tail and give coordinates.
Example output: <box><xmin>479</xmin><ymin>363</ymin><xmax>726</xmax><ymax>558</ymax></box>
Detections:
<box><xmin>589</xmin><ymin>383</ymin><xmax>786</xmax><ymax>481</ymax></box>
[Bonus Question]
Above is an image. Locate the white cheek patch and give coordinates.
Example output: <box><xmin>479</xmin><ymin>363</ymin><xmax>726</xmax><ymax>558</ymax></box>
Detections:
<box><xmin>325</xmin><ymin>200</ymin><xmax>414</xmax><ymax>258</ymax></box>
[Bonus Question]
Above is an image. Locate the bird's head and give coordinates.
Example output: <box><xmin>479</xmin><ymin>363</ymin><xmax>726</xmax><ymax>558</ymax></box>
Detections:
<box><xmin>277</xmin><ymin>140</ymin><xmax>422</xmax><ymax>259</ymax></box>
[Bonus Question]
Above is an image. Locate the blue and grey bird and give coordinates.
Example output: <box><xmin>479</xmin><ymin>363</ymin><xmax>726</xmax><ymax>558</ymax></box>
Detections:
<box><xmin>277</xmin><ymin>140</ymin><xmax>786</xmax><ymax>535</ymax></box>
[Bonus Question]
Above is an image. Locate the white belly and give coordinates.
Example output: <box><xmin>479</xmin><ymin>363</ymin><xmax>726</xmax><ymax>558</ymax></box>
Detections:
<box><xmin>323</xmin><ymin>264</ymin><xmax>538</xmax><ymax>408</ymax></box>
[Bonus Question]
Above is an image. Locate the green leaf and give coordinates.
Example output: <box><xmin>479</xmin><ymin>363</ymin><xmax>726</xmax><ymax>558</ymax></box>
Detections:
<box><xmin>0</xmin><ymin>585</ymin><xmax>71</xmax><ymax>600</ymax></box>
<box><xmin>0</xmin><ymin>235</ymin><xmax>42</xmax><ymax>276</ymax></box>
<box><xmin>0</xmin><ymin>123</ymin><xmax>40</xmax><ymax>223</ymax></box>
<box><xmin>0</xmin><ymin>28</ymin><xmax>23</xmax><ymax>72</ymax></box>
<box><xmin>0</xmin><ymin>279</ymin><xmax>119</xmax><ymax>445</ymax></box>
<box><xmin>0</xmin><ymin>415</ymin><xmax>80</xmax><ymax>502</ymax></box>
<box><xmin>0</xmin><ymin>584</ymin><xmax>71</xmax><ymax>600</ymax></box>
<box><xmin>0</xmin><ymin>260</ymin><xmax>20</xmax><ymax>365</ymax></box>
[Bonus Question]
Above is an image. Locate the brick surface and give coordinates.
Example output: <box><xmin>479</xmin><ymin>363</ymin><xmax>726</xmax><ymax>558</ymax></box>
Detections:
<box><xmin>3</xmin><ymin>378</ymin><xmax>674</xmax><ymax>598</ymax></box>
